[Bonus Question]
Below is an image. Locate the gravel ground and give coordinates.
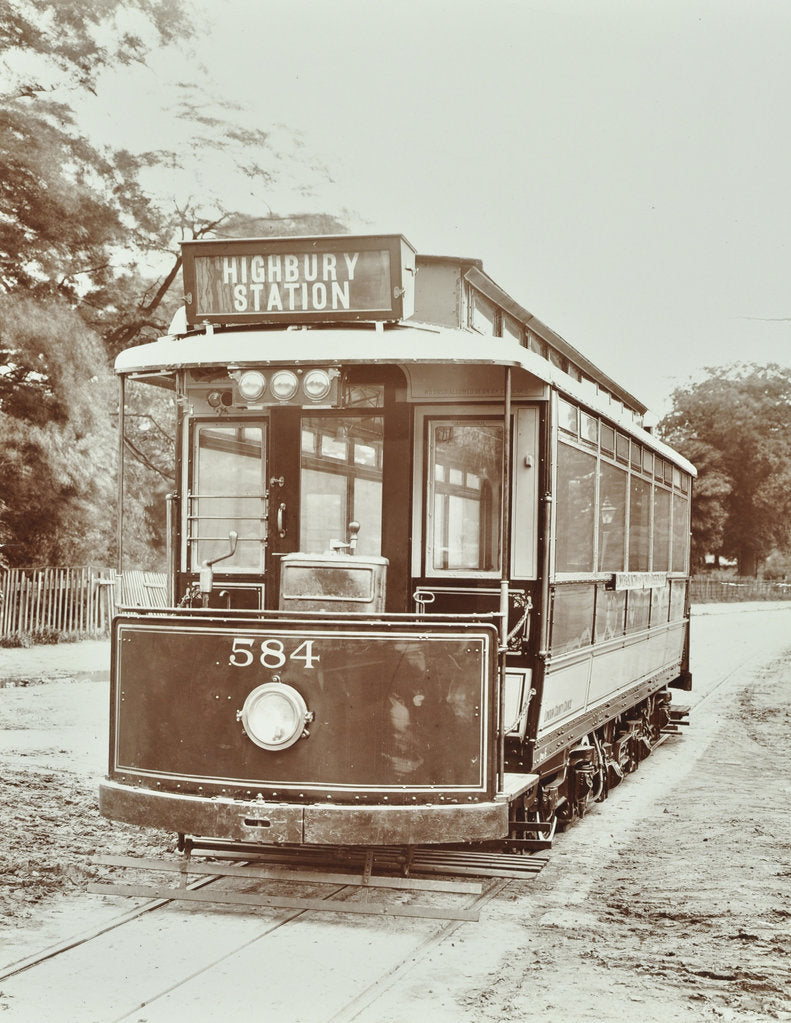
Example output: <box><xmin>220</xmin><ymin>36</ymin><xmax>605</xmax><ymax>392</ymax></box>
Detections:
<box><xmin>0</xmin><ymin>637</ymin><xmax>173</xmax><ymax>953</ymax></box>
<box><xmin>1</xmin><ymin>607</ymin><xmax>790</xmax><ymax>1022</ymax></box>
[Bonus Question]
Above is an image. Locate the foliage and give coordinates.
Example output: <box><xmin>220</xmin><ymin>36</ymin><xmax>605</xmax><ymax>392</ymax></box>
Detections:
<box><xmin>0</xmin><ymin>0</ymin><xmax>189</xmax><ymax>98</ymax></box>
<box><xmin>120</xmin><ymin>380</ymin><xmax>176</xmax><ymax>569</ymax></box>
<box><xmin>762</xmin><ymin>549</ymin><xmax>791</xmax><ymax>581</ymax></box>
<box><xmin>0</xmin><ymin>1</ymin><xmax>193</xmax><ymax>318</ymax></box>
<box><xmin>659</xmin><ymin>364</ymin><xmax>791</xmax><ymax>575</ymax></box>
<box><xmin>0</xmin><ymin>0</ymin><xmax>346</xmax><ymax>568</ymax></box>
<box><xmin>0</xmin><ymin>293</ymin><xmax>118</xmax><ymax>565</ymax></box>
<box><xmin>1</xmin><ymin>1</ymin><xmax>343</xmax><ymax>344</ymax></box>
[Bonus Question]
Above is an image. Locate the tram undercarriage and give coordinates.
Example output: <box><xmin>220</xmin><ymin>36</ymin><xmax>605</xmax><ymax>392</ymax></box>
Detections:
<box><xmin>507</xmin><ymin>689</ymin><xmax>678</xmax><ymax>846</ymax></box>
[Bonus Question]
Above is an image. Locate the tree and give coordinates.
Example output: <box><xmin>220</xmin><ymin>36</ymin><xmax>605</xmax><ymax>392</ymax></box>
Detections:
<box><xmin>0</xmin><ymin>0</ymin><xmax>191</xmax><ymax>568</ymax></box>
<box><xmin>0</xmin><ymin>293</ymin><xmax>118</xmax><ymax>565</ymax></box>
<box><xmin>0</xmin><ymin>0</ymin><xmax>346</xmax><ymax>568</ymax></box>
<box><xmin>659</xmin><ymin>364</ymin><xmax>791</xmax><ymax>576</ymax></box>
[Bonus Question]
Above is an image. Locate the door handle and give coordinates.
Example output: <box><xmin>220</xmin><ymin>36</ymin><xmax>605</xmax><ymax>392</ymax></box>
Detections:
<box><xmin>277</xmin><ymin>502</ymin><xmax>287</xmax><ymax>538</ymax></box>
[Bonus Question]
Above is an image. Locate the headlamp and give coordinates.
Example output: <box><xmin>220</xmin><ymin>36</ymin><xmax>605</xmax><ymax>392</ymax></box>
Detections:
<box><xmin>303</xmin><ymin>369</ymin><xmax>332</xmax><ymax>402</ymax></box>
<box><xmin>270</xmin><ymin>370</ymin><xmax>299</xmax><ymax>402</ymax></box>
<box><xmin>237</xmin><ymin>370</ymin><xmax>267</xmax><ymax>402</ymax></box>
<box><xmin>238</xmin><ymin>682</ymin><xmax>311</xmax><ymax>751</ymax></box>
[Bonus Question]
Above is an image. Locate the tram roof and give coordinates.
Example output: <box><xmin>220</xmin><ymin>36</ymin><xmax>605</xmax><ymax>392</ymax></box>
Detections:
<box><xmin>116</xmin><ymin>323</ymin><xmax>695</xmax><ymax>475</ymax></box>
<box><xmin>115</xmin><ymin>322</ymin><xmax>614</xmax><ymax>383</ymax></box>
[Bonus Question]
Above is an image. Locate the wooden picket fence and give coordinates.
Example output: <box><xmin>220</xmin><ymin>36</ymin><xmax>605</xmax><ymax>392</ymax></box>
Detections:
<box><xmin>689</xmin><ymin>576</ymin><xmax>791</xmax><ymax>603</ymax></box>
<box><xmin>0</xmin><ymin>566</ymin><xmax>167</xmax><ymax>642</ymax></box>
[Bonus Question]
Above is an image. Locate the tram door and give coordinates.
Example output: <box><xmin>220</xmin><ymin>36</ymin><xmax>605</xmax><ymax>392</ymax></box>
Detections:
<box><xmin>266</xmin><ymin>406</ymin><xmax>385</xmax><ymax>609</ymax></box>
<box><xmin>189</xmin><ymin>420</ymin><xmax>269</xmax><ymax>607</ymax></box>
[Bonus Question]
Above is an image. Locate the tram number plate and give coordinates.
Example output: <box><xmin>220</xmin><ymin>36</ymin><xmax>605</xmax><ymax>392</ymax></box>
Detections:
<box><xmin>229</xmin><ymin>637</ymin><xmax>320</xmax><ymax>671</ymax></box>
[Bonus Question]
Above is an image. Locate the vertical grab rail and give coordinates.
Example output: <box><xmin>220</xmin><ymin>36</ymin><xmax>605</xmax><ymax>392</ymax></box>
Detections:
<box><xmin>115</xmin><ymin>374</ymin><xmax>126</xmax><ymax>610</ymax></box>
<box><xmin>498</xmin><ymin>366</ymin><xmax>513</xmax><ymax>793</ymax></box>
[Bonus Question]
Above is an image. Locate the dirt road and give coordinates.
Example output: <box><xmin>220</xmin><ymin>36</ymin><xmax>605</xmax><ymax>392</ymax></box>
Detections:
<box><xmin>0</xmin><ymin>605</ymin><xmax>789</xmax><ymax>1022</ymax></box>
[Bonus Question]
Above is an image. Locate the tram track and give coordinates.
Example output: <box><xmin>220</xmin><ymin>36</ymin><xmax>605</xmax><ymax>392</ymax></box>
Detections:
<box><xmin>101</xmin><ymin>880</ymin><xmax>355</xmax><ymax>1023</ymax></box>
<box><xmin>0</xmin><ymin>859</ymin><xmax>514</xmax><ymax>1023</ymax></box>
<box><xmin>323</xmin><ymin>879</ymin><xmax>512</xmax><ymax>1023</ymax></box>
<box><xmin>0</xmin><ymin>865</ymin><xmax>256</xmax><ymax>983</ymax></box>
<box><xmin>4</xmin><ymin>610</ymin><xmax>787</xmax><ymax>1022</ymax></box>
<box><xmin>103</xmin><ymin>878</ymin><xmax>512</xmax><ymax>1023</ymax></box>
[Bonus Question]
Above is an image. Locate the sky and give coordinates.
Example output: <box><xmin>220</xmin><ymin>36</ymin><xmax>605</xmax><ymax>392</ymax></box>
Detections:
<box><xmin>81</xmin><ymin>0</ymin><xmax>791</xmax><ymax>417</ymax></box>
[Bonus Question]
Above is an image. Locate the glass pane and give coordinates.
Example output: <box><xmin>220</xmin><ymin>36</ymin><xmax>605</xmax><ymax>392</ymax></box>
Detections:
<box><xmin>595</xmin><ymin>586</ymin><xmax>626</xmax><ymax>642</ymax></box>
<box><xmin>654</xmin><ymin>488</ymin><xmax>671</xmax><ymax>571</ymax></box>
<box><xmin>300</xmin><ymin>415</ymin><xmax>383</xmax><ymax>556</ymax></box>
<box><xmin>471</xmin><ymin>290</ymin><xmax>498</xmax><ymax>335</ymax></box>
<box><xmin>628</xmin><ymin>476</ymin><xmax>651</xmax><ymax>571</ymax></box>
<box><xmin>428</xmin><ymin>421</ymin><xmax>502</xmax><ymax>572</ymax></box>
<box><xmin>556</xmin><ymin>442</ymin><xmax>596</xmax><ymax>573</ymax></box>
<box><xmin>580</xmin><ymin>412</ymin><xmax>598</xmax><ymax>446</ymax></box>
<box><xmin>558</xmin><ymin>398</ymin><xmax>578</xmax><ymax>435</ymax></box>
<box><xmin>626</xmin><ymin>588</ymin><xmax>651</xmax><ymax>632</ymax></box>
<box><xmin>599</xmin><ymin>461</ymin><xmax>627</xmax><ymax>571</ymax></box>
<box><xmin>549</xmin><ymin>348</ymin><xmax>567</xmax><ymax>370</ymax></box>
<box><xmin>552</xmin><ymin>584</ymin><xmax>595</xmax><ymax>653</ymax></box>
<box><xmin>192</xmin><ymin>424</ymin><xmax>266</xmax><ymax>571</ymax></box>
<box><xmin>672</xmin><ymin>494</ymin><xmax>689</xmax><ymax>572</ymax></box>
<box><xmin>652</xmin><ymin>583</ymin><xmax>669</xmax><ymax>626</ymax></box>
<box><xmin>669</xmin><ymin>579</ymin><xmax>687</xmax><ymax>620</ymax></box>
<box><xmin>503</xmin><ymin>315</ymin><xmax>523</xmax><ymax>344</ymax></box>
<box><xmin>343</xmin><ymin>384</ymin><xmax>384</xmax><ymax>408</ymax></box>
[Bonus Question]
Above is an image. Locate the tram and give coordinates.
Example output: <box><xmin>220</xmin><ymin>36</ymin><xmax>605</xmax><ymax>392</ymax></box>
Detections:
<box><xmin>100</xmin><ymin>232</ymin><xmax>694</xmax><ymax>850</ymax></box>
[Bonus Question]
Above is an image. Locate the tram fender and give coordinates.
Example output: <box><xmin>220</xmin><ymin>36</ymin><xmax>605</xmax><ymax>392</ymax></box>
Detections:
<box><xmin>303</xmin><ymin>802</ymin><xmax>508</xmax><ymax>845</ymax></box>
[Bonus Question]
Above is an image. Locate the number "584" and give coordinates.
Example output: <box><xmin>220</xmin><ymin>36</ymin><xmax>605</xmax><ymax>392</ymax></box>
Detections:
<box><xmin>229</xmin><ymin>637</ymin><xmax>320</xmax><ymax>670</ymax></box>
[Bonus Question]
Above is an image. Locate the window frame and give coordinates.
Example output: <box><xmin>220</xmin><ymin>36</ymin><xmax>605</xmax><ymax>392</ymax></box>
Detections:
<box><xmin>551</xmin><ymin>393</ymin><xmax>692</xmax><ymax>583</ymax></box>
<box><xmin>413</xmin><ymin>406</ymin><xmax>508</xmax><ymax>580</ymax></box>
<box><xmin>185</xmin><ymin>415</ymin><xmax>269</xmax><ymax>574</ymax></box>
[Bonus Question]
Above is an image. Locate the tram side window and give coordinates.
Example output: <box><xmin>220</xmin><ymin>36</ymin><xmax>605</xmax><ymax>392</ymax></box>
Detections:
<box><xmin>598</xmin><ymin>460</ymin><xmax>627</xmax><ymax>571</ymax></box>
<box><xmin>672</xmin><ymin>493</ymin><xmax>690</xmax><ymax>573</ymax></box>
<box><xmin>653</xmin><ymin>488</ymin><xmax>671</xmax><ymax>571</ymax></box>
<box><xmin>628</xmin><ymin>475</ymin><xmax>651</xmax><ymax>571</ymax></box>
<box><xmin>551</xmin><ymin>584</ymin><xmax>595</xmax><ymax>653</ymax></box>
<box><xmin>191</xmin><ymin>424</ymin><xmax>266</xmax><ymax>571</ymax></box>
<box><xmin>555</xmin><ymin>442</ymin><xmax>596</xmax><ymax>573</ymax></box>
<box><xmin>554</xmin><ymin>398</ymin><xmax>691</xmax><ymax>579</ymax></box>
<box><xmin>427</xmin><ymin>420</ymin><xmax>502</xmax><ymax>573</ymax></box>
<box><xmin>300</xmin><ymin>416</ymin><xmax>384</xmax><ymax>556</ymax></box>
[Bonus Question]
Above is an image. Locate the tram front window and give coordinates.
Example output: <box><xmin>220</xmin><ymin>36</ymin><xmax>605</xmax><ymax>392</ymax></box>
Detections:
<box><xmin>427</xmin><ymin>420</ymin><xmax>503</xmax><ymax>572</ymax></box>
<box><xmin>190</xmin><ymin>424</ymin><xmax>266</xmax><ymax>571</ymax></box>
<box><xmin>300</xmin><ymin>415</ymin><xmax>384</xmax><ymax>555</ymax></box>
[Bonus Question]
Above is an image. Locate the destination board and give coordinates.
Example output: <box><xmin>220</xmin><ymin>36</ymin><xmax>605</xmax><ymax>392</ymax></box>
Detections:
<box><xmin>181</xmin><ymin>234</ymin><xmax>416</xmax><ymax>327</ymax></box>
